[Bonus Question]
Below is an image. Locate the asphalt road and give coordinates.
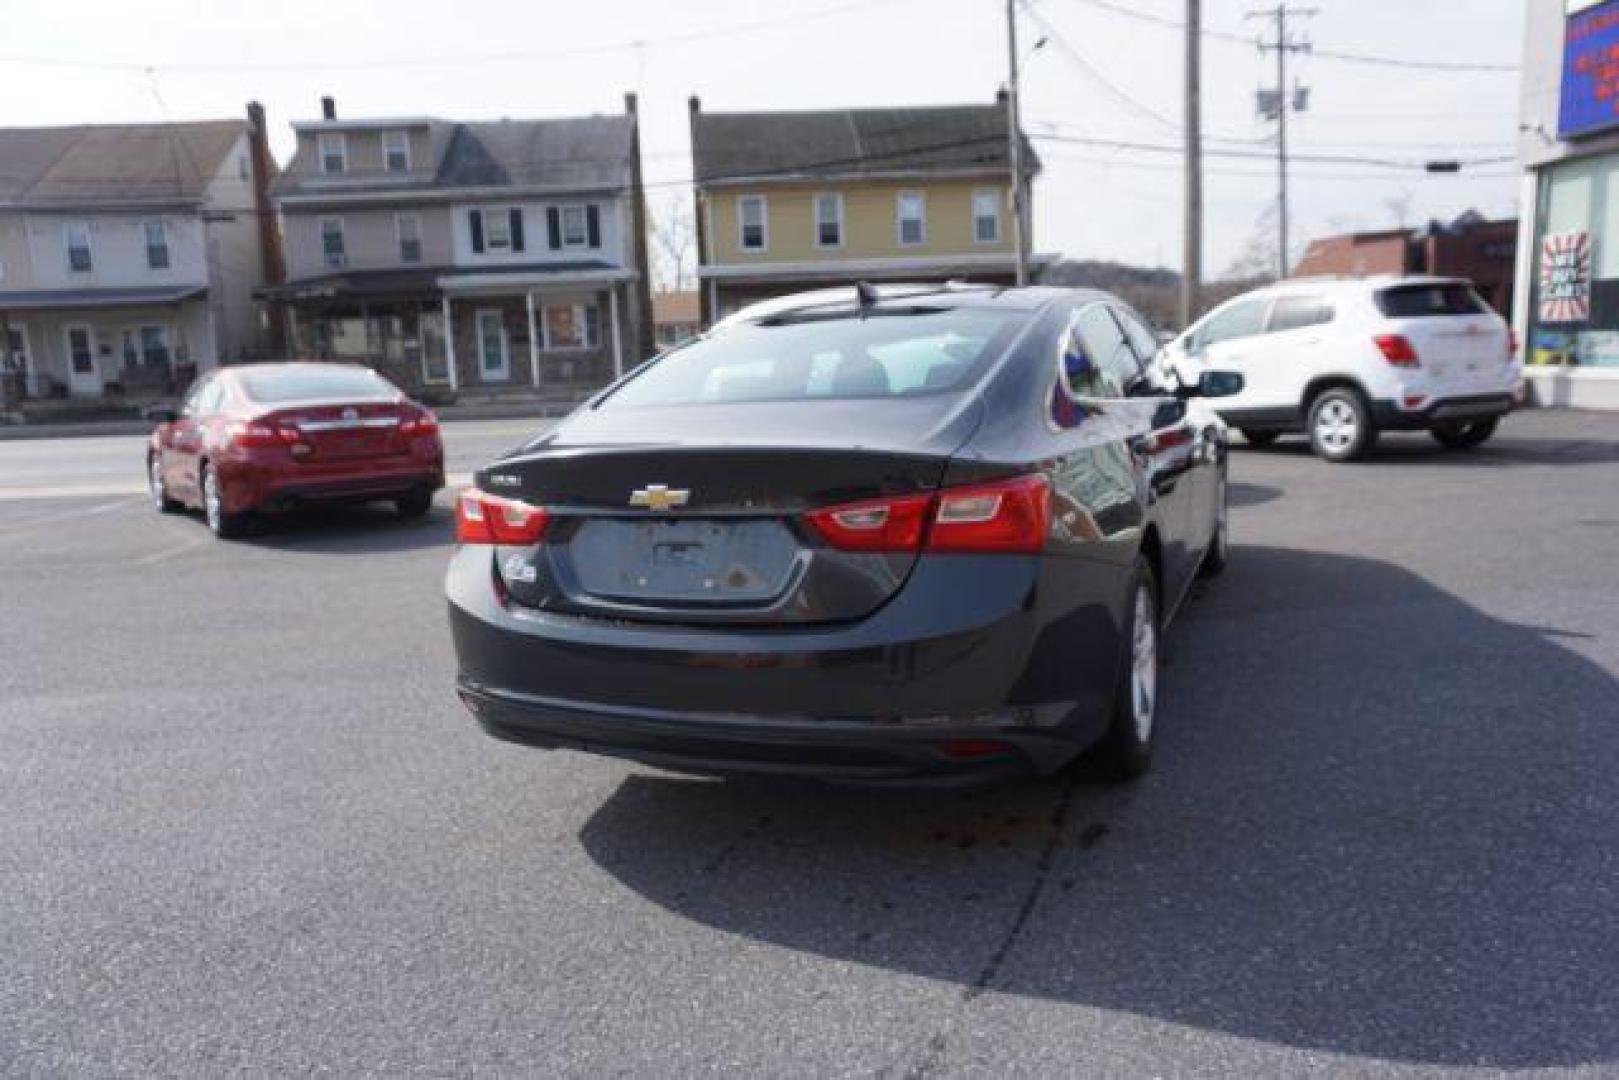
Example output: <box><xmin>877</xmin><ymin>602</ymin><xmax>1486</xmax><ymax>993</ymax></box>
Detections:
<box><xmin>3</xmin><ymin>410</ymin><xmax>1617</xmax><ymax>1076</ymax></box>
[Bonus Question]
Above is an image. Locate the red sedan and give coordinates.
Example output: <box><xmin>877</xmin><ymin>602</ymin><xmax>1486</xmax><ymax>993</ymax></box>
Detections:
<box><xmin>146</xmin><ymin>363</ymin><xmax>445</xmax><ymax>539</ymax></box>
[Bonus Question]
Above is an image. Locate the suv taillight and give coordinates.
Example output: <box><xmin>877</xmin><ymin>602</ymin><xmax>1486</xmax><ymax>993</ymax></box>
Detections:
<box><xmin>1375</xmin><ymin>334</ymin><xmax>1421</xmax><ymax>368</ymax></box>
<box><xmin>456</xmin><ymin>489</ymin><xmax>549</xmax><ymax>545</ymax></box>
<box><xmin>805</xmin><ymin>473</ymin><xmax>1052</xmax><ymax>555</ymax></box>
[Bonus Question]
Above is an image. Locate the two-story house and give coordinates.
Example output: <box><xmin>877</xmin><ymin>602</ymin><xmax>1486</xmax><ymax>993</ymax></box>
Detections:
<box><xmin>0</xmin><ymin>107</ymin><xmax>279</xmax><ymax>402</ymax></box>
<box><xmin>688</xmin><ymin>95</ymin><xmax>1047</xmax><ymax>324</ymax></box>
<box><xmin>264</xmin><ymin>96</ymin><xmax>653</xmax><ymax>399</ymax></box>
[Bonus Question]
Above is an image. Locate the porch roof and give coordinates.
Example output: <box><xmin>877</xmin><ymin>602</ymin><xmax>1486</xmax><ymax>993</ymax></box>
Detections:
<box><xmin>263</xmin><ymin>261</ymin><xmax>635</xmax><ymax>303</ymax></box>
<box><xmin>0</xmin><ymin>285</ymin><xmax>207</xmax><ymax>313</ymax></box>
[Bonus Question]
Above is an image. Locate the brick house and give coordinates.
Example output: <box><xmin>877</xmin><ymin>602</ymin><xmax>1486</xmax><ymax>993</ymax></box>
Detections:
<box><xmin>264</xmin><ymin>96</ymin><xmax>654</xmax><ymax>400</ymax></box>
<box><xmin>1293</xmin><ymin>211</ymin><xmax>1518</xmax><ymax>314</ymax></box>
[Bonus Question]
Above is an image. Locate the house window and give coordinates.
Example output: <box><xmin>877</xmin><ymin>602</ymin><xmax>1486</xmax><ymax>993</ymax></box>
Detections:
<box><xmin>238</xmin><ymin>155</ymin><xmax>250</xmax><ymax>181</ymax></box>
<box><xmin>383</xmin><ymin>130</ymin><xmax>410</xmax><ymax>173</ymax></box>
<box><xmin>319</xmin><ymin>133</ymin><xmax>346</xmax><ymax>174</ymax></box>
<box><xmin>561</xmin><ymin>205</ymin><xmax>589</xmax><ymax>248</ymax></box>
<box><xmin>397</xmin><ymin>214</ymin><xmax>422</xmax><ymax>263</ymax></box>
<box><xmin>897</xmin><ymin>192</ymin><xmax>926</xmax><ymax>247</ymax></box>
<box><xmin>814</xmin><ymin>193</ymin><xmax>843</xmax><ymax>248</ymax></box>
<box><xmin>320</xmin><ymin>217</ymin><xmax>346</xmax><ymax>268</ymax></box>
<box><xmin>973</xmin><ymin>189</ymin><xmax>1002</xmax><ymax>244</ymax></box>
<box><xmin>144</xmin><ymin>221</ymin><xmax>170</xmax><ymax>270</ymax></box>
<box><xmin>738</xmin><ymin>195</ymin><xmax>767</xmax><ymax>252</ymax></box>
<box><xmin>64</xmin><ymin>222</ymin><xmax>93</xmax><ymax>273</ymax></box>
<box><xmin>486</xmin><ymin>209</ymin><xmax>512</xmax><ymax>251</ymax></box>
<box><xmin>543</xmin><ymin>303</ymin><xmax>602</xmax><ymax>350</ymax></box>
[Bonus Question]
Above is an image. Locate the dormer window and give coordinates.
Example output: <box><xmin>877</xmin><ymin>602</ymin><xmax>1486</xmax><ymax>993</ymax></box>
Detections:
<box><xmin>319</xmin><ymin>133</ymin><xmax>346</xmax><ymax>175</ymax></box>
<box><xmin>384</xmin><ymin>130</ymin><xmax>410</xmax><ymax>173</ymax></box>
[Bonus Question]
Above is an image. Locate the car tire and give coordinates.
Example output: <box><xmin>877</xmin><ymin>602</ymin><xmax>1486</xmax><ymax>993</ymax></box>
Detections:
<box><xmin>1430</xmin><ymin>417</ymin><xmax>1498</xmax><ymax>450</ymax></box>
<box><xmin>1098</xmin><ymin>555</ymin><xmax>1160</xmax><ymax>781</ymax></box>
<box><xmin>1198</xmin><ymin>465</ymin><xmax>1229</xmax><ymax>579</ymax></box>
<box><xmin>200</xmin><ymin>463</ymin><xmax>250</xmax><ymax>540</ymax></box>
<box><xmin>1241</xmin><ymin>428</ymin><xmax>1279</xmax><ymax>447</ymax></box>
<box><xmin>1307</xmin><ymin>387</ymin><xmax>1377</xmax><ymax>462</ymax></box>
<box><xmin>148</xmin><ymin>454</ymin><xmax>182</xmax><ymax>514</ymax></box>
<box><xmin>395</xmin><ymin>490</ymin><xmax>434</xmax><ymax>518</ymax></box>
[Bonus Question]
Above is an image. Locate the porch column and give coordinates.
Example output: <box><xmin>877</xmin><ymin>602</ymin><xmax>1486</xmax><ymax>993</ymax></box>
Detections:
<box><xmin>525</xmin><ymin>290</ymin><xmax>541</xmax><ymax>387</ymax></box>
<box><xmin>441</xmin><ymin>295</ymin><xmax>459</xmax><ymax>391</ymax></box>
<box><xmin>707</xmin><ymin>279</ymin><xmax>718</xmax><ymax>329</ymax></box>
<box><xmin>609</xmin><ymin>284</ymin><xmax>624</xmax><ymax>380</ymax></box>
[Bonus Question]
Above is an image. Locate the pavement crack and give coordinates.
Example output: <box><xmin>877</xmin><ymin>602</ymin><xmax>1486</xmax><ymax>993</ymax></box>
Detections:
<box><xmin>964</xmin><ymin>777</ymin><xmax>1083</xmax><ymax>1002</ymax></box>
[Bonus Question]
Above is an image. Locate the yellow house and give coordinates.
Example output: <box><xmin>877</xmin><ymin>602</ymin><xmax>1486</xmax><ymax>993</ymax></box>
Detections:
<box><xmin>689</xmin><ymin>96</ymin><xmax>1047</xmax><ymax>325</ymax></box>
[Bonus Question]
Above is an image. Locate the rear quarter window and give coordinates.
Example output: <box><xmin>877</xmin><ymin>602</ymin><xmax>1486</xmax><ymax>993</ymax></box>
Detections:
<box><xmin>1375</xmin><ymin>284</ymin><xmax>1490</xmax><ymax>318</ymax></box>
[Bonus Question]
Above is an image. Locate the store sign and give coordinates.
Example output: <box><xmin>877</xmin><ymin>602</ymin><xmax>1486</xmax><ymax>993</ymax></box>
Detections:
<box><xmin>1560</xmin><ymin>0</ymin><xmax>1619</xmax><ymax>138</ymax></box>
<box><xmin>1540</xmin><ymin>231</ymin><xmax>1592</xmax><ymax>323</ymax></box>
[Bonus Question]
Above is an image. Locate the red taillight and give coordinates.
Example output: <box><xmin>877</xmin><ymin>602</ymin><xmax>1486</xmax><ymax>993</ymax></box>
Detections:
<box><xmin>805</xmin><ymin>473</ymin><xmax>1051</xmax><ymax>555</ymax></box>
<box><xmin>227</xmin><ymin>421</ymin><xmax>300</xmax><ymax>448</ymax></box>
<box><xmin>400</xmin><ymin>407</ymin><xmax>439</xmax><ymax>437</ymax></box>
<box><xmin>456</xmin><ymin>489</ymin><xmax>550</xmax><ymax>545</ymax></box>
<box><xmin>1375</xmin><ymin>334</ymin><xmax>1421</xmax><ymax>368</ymax></box>
<box><xmin>1508</xmin><ymin>327</ymin><xmax>1520</xmax><ymax>360</ymax></box>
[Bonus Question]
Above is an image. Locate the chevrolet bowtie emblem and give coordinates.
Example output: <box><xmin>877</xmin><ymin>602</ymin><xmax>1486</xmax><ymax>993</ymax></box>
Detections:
<box><xmin>629</xmin><ymin>484</ymin><xmax>690</xmax><ymax>511</ymax></box>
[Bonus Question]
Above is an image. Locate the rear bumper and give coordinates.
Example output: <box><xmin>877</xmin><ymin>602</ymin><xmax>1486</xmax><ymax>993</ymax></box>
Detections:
<box><xmin>219</xmin><ymin>457</ymin><xmax>443</xmax><ymax>512</ymax></box>
<box><xmin>446</xmin><ymin>544</ymin><xmax>1130</xmax><ymax>782</ymax></box>
<box><xmin>1370</xmin><ymin>393</ymin><xmax>1516</xmax><ymax>430</ymax></box>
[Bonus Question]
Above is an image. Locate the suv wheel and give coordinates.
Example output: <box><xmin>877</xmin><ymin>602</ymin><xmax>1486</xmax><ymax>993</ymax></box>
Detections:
<box><xmin>1430</xmin><ymin>417</ymin><xmax>1498</xmax><ymax>450</ymax></box>
<box><xmin>1307</xmin><ymin>388</ymin><xmax>1377</xmax><ymax>462</ymax></box>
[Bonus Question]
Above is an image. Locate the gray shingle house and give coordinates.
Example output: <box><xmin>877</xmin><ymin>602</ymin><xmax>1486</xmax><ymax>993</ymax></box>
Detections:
<box><xmin>265</xmin><ymin>96</ymin><xmax>654</xmax><ymax>399</ymax></box>
<box><xmin>0</xmin><ymin>109</ymin><xmax>279</xmax><ymax>403</ymax></box>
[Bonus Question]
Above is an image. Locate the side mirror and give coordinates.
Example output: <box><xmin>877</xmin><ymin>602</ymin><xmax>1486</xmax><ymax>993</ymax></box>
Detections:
<box><xmin>144</xmin><ymin>405</ymin><xmax>179</xmax><ymax>424</ymax></box>
<box><xmin>1177</xmin><ymin>370</ymin><xmax>1244</xmax><ymax>400</ymax></box>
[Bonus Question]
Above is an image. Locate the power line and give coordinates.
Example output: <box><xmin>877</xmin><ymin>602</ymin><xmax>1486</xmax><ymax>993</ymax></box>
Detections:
<box><xmin>1056</xmin><ymin>0</ymin><xmax>1519</xmax><ymax>73</ymax></box>
<box><xmin>1031</xmin><ymin>131</ymin><xmax>1512</xmax><ymax>170</ymax></box>
<box><xmin>1020</xmin><ymin>1</ymin><xmax>1179</xmax><ymax>132</ymax></box>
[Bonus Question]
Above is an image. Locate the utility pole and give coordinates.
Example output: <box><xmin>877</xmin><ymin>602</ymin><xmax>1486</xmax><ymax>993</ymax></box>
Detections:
<box><xmin>1006</xmin><ymin>0</ymin><xmax>1030</xmax><ymax>286</ymax></box>
<box><xmin>1182</xmin><ymin>0</ymin><xmax>1202</xmax><ymax>326</ymax></box>
<box><xmin>1248</xmin><ymin>4</ymin><xmax>1314</xmax><ymax>280</ymax></box>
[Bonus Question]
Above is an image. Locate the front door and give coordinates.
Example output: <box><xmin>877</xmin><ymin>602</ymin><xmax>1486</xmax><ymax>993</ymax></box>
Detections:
<box><xmin>476</xmin><ymin>308</ymin><xmax>510</xmax><ymax>383</ymax></box>
<box><xmin>4</xmin><ymin>323</ymin><xmax>32</xmax><ymax>396</ymax></box>
<box><xmin>65</xmin><ymin>324</ymin><xmax>100</xmax><ymax>396</ymax></box>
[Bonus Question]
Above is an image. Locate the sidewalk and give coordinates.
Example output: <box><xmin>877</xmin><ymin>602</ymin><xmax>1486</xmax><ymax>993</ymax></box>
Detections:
<box><xmin>0</xmin><ymin>397</ymin><xmax>582</xmax><ymax>442</ymax></box>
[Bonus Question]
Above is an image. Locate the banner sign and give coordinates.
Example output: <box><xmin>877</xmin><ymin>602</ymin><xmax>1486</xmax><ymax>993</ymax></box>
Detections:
<box><xmin>1561</xmin><ymin>0</ymin><xmax>1619</xmax><ymax>138</ymax></box>
<box><xmin>1540</xmin><ymin>231</ymin><xmax>1592</xmax><ymax>323</ymax></box>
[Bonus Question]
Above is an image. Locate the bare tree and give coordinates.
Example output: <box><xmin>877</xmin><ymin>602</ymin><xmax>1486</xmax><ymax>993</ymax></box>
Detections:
<box><xmin>649</xmin><ymin>192</ymin><xmax>696</xmax><ymax>294</ymax></box>
<box><xmin>1222</xmin><ymin>203</ymin><xmax>1283</xmax><ymax>283</ymax></box>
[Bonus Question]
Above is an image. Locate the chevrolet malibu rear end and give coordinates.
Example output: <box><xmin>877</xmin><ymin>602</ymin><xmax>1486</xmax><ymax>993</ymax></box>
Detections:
<box><xmin>448</xmin><ymin>287</ymin><xmax>1216</xmax><ymax>783</ymax></box>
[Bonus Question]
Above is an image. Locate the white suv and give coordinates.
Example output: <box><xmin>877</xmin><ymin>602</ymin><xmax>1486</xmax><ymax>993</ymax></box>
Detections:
<box><xmin>1161</xmin><ymin>276</ymin><xmax>1521</xmax><ymax>461</ymax></box>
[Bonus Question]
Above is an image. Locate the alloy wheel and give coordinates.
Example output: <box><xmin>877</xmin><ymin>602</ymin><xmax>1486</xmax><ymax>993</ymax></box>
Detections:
<box><xmin>1314</xmin><ymin>399</ymin><xmax>1359</xmax><ymax>453</ymax></box>
<box><xmin>1130</xmin><ymin>583</ymin><xmax>1157</xmax><ymax>742</ymax></box>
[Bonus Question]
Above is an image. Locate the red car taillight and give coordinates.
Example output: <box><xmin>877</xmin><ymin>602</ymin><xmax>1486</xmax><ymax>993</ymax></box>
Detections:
<box><xmin>805</xmin><ymin>473</ymin><xmax>1051</xmax><ymax>555</ymax></box>
<box><xmin>1375</xmin><ymin>334</ymin><xmax>1421</xmax><ymax>368</ymax></box>
<box><xmin>456</xmin><ymin>489</ymin><xmax>549</xmax><ymax>545</ymax></box>
<box><xmin>1508</xmin><ymin>327</ymin><xmax>1520</xmax><ymax>361</ymax></box>
<box><xmin>400</xmin><ymin>407</ymin><xmax>439</xmax><ymax>437</ymax></box>
<box><xmin>227</xmin><ymin>421</ymin><xmax>300</xmax><ymax>448</ymax></box>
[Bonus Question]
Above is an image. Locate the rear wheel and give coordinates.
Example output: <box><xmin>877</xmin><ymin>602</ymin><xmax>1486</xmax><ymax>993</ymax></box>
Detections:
<box><xmin>1241</xmin><ymin>428</ymin><xmax>1279</xmax><ymax>447</ymax></box>
<box><xmin>148</xmin><ymin>454</ymin><xmax>181</xmax><ymax>513</ymax></box>
<box><xmin>201</xmin><ymin>464</ymin><xmax>250</xmax><ymax>540</ymax></box>
<box><xmin>395</xmin><ymin>489</ymin><xmax>434</xmax><ymax>518</ymax></box>
<box><xmin>1099</xmin><ymin>556</ymin><xmax>1159</xmax><ymax>781</ymax></box>
<box><xmin>1430</xmin><ymin>417</ymin><xmax>1498</xmax><ymax>450</ymax></box>
<box><xmin>1307</xmin><ymin>387</ymin><xmax>1377</xmax><ymax>462</ymax></box>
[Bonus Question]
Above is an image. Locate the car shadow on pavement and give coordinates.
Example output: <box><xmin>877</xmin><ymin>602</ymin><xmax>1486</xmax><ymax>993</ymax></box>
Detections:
<box><xmin>577</xmin><ymin>544</ymin><xmax>1619</xmax><ymax>1070</ymax></box>
<box><xmin>1227</xmin><ymin>481</ymin><xmax>1282</xmax><ymax>508</ymax></box>
<box><xmin>242</xmin><ymin>502</ymin><xmax>453</xmax><ymax>555</ymax></box>
<box><xmin>1238</xmin><ymin>433</ymin><xmax>1619</xmax><ymax>468</ymax></box>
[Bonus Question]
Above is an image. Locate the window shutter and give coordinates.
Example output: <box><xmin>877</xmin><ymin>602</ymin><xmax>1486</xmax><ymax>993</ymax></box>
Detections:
<box><xmin>470</xmin><ymin>210</ymin><xmax>484</xmax><ymax>254</ymax></box>
<box><xmin>510</xmin><ymin>208</ymin><xmax>525</xmax><ymax>253</ymax></box>
<box><xmin>546</xmin><ymin>207</ymin><xmax>562</xmax><ymax>250</ymax></box>
<box><xmin>586</xmin><ymin>205</ymin><xmax>601</xmax><ymax>248</ymax></box>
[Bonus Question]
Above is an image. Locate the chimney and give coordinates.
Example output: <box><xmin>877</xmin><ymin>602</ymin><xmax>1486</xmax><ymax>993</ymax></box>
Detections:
<box><xmin>996</xmin><ymin>87</ymin><xmax>1009</xmax><ymax>105</ymax></box>
<box><xmin>320</xmin><ymin>96</ymin><xmax>337</xmax><ymax>121</ymax></box>
<box><xmin>245</xmin><ymin>101</ymin><xmax>288</xmax><ymax>355</ymax></box>
<box><xmin>688</xmin><ymin>95</ymin><xmax>701</xmax><ymax>117</ymax></box>
<box><xmin>624</xmin><ymin>91</ymin><xmax>638</xmax><ymax>118</ymax></box>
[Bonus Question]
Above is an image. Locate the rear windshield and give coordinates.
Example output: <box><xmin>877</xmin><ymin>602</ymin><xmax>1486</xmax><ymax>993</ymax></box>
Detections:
<box><xmin>602</xmin><ymin>308</ymin><xmax>1023</xmax><ymax>409</ymax></box>
<box><xmin>1375</xmin><ymin>284</ymin><xmax>1490</xmax><ymax>318</ymax></box>
<box><xmin>238</xmin><ymin>366</ymin><xmax>397</xmax><ymax>403</ymax></box>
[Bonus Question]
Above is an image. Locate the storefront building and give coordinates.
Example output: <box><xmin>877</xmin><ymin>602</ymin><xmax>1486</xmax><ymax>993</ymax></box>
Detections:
<box><xmin>1518</xmin><ymin>0</ymin><xmax>1619</xmax><ymax>408</ymax></box>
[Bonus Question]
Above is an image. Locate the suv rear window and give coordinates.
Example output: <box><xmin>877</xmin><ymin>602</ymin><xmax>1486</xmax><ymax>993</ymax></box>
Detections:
<box><xmin>239</xmin><ymin>366</ymin><xmax>397</xmax><ymax>403</ymax></box>
<box><xmin>1375</xmin><ymin>284</ymin><xmax>1490</xmax><ymax>318</ymax></box>
<box><xmin>601</xmin><ymin>308</ymin><xmax>1023</xmax><ymax>408</ymax></box>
